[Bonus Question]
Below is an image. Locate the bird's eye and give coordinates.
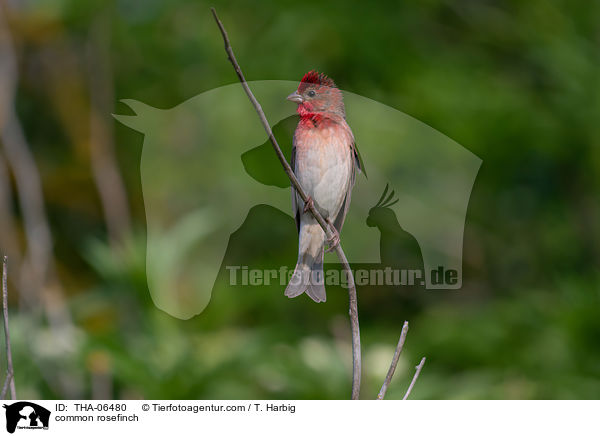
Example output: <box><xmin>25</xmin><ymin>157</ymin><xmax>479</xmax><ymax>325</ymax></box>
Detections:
<box><xmin>307</xmin><ymin>90</ymin><xmax>316</xmax><ymax>97</ymax></box>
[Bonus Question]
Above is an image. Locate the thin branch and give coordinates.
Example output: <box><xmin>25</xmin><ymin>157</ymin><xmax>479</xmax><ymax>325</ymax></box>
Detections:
<box><xmin>0</xmin><ymin>371</ymin><xmax>12</xmax><ymax>400</ymax></box>
<box><xmin>377</xmin><ymin>320</ymin><xmax>409</xmax><ymax>399</ymax></box>
<box><xmin>211</xmin><ymin>7</ymin><xmax>361</xmax><ymax>399</ymax></box>
<box><xmin>0</xmin><ymin>151</ymin><xmax>22</xmax><ymax>274</ymax></box>
<box><xmin>335</xmin><ymin>243</ymin><xmax>360</xmax><ymax>399</ymax></box>
<box><xmin>2</xmin><ymin>256</ymin><xmax>16</xmax><ymax>399</ymax></box>
<box><xmin>403</xmin><ymin>357</ymin><xmax>426</xmax><ymax>400</ymax></box>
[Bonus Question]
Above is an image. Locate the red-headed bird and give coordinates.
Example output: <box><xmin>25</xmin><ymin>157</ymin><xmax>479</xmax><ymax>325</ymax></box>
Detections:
<box><xmin>285</xmin><ymin>71</ymin><xmax>361</xmax><ymax>302</ymax></box>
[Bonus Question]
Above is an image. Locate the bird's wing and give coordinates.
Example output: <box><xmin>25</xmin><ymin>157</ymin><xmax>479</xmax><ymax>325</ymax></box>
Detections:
<box><xmin>290</xmin><ymin>144</ymin><xmax>301</xmax><ymax>233</ymax></box>
<box><xmin>332</xmin><ymin>138</ymin><xmax>360</xmax><ymax>233</ymax></box>
<box><xmin>352</xmin><ymin>140</ymin><xmax>362</xmax><ymax>174</ymax></box>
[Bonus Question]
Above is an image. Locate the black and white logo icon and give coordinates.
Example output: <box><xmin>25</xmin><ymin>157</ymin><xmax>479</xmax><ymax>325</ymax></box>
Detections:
<box><xmin>3</xmin><ymin>402</ymin><xmax>50</xmax><ymax>433</ymax></box>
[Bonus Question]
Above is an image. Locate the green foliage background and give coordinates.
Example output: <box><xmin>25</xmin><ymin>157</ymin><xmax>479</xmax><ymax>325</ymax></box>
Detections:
<box><xmin>3</xmin><ymin>0</ymin><xmax>600</xmax><ymax>399</ymax></box>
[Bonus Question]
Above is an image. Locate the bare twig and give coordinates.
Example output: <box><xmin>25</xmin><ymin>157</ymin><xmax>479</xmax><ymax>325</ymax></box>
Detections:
<box><xmin>403</xmin><ymin>357</ymin><xmax>426</xmax><ymax>400</ymax></box>
<box><xmin>211</xmin><ymin>7</ymin><xmax>362</xmax><ymax>399</ymax></box>
<box><xmin>0</xmin><ymin>370</ymin><xmax>12</xmax><ymax>400</ymax></box>
<box><xmin>0</xmin><ymin>151</ymin><xmax>22</xmax><ymax>275</ymax></box>
<box><xmin>377</xmin><ymin>320</ymin><xmax>409</xmax><ymax>399</ymax></box>
<box><xmin>2</xmin><ymin>256</ymin><xmax>16</xmax><ymax>399</ymax></box>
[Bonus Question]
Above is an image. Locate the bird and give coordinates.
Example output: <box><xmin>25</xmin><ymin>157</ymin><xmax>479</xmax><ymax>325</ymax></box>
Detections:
<box><xmin>284</xmin><ymin>70</ymin><xmax>361</xmax><ymax>302</ymax></box>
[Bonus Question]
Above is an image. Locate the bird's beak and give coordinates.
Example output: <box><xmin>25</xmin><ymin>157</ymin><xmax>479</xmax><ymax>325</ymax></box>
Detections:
<box><xmin>286</xmin><ymin>91</ymin><xmax>304</xmax><ymax>103</ymax></box>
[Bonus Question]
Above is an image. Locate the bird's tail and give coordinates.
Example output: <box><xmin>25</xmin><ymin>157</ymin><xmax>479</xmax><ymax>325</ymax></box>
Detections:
<box><xmin>285</xmin><ymin>221</ymin><xmax>326</xmax><ymax>302</ymax></box>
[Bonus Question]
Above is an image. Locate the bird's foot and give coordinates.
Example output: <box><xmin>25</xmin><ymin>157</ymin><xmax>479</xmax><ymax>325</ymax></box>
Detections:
<box><xmin>303</xmin><ymin>196</ymin><xmax>314</xmax><ymax>214</ymax></box>
<box><xmin>326</xmin><ymin>220</ymin><xmax>340</xmax><ymax>253</ymax></box>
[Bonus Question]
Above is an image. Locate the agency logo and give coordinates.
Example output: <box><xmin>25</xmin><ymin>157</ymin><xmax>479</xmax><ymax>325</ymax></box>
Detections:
<box><xmin>3</xmin><ymin>402</ymin><xmax>50</xmax><ymax>433</ymax></box>
<box><xmin>114</xmin><ymin>81</ymin><xmax>481</xmax><ymax>318</ymax></box>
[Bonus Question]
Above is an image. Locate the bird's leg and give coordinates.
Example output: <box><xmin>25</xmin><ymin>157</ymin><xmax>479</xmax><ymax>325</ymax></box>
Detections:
<box><xmin>303</xmin><ymin>196</ymin><xmax>314</xmax><ymax>214</ymax></box>
<box><xmin>325</xmin><ymin>218</ymin><xmax>340</xmax><ymax>253</ymax></box>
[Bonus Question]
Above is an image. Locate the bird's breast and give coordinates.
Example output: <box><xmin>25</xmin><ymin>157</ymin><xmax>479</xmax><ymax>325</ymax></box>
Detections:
<box><xmin>294</xmin><ymin>121</ymin><xmax>353</xmax><ymax>218</ymax></box>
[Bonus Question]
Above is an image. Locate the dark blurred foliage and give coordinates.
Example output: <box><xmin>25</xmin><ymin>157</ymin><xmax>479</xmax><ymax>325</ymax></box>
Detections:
<box><xmin>1</xmin><ymin>0</ymin><xmax>599</xmax><ymax>399</ymax></box>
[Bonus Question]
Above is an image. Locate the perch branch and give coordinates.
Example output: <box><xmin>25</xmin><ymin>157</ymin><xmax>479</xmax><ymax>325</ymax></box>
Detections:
<box><xmin>2</xmin><ymin>256</ymin><xmax>15</xmax><ymax>399</ymax></box>
<box><xmin>377</xmin><ymin>320</ymin><xmax>409</xmax><ymax>399</ymax></box>
<box><xmin>403</xmin><ymin>357</ymin><xmax>426</xmax><ymax>400</ymax></box>
<box><xmin>211</xmin><ymin>7</ymin><xmax>361</xmax><ymax>399</ymax></box>
<box><xmin>0</xmin><ymin>371</ymin><xmax>12</xmax><ymax>400</ymax></box>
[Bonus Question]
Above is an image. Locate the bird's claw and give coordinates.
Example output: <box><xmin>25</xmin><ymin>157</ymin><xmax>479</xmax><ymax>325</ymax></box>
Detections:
<box><xmin>326</xmin><ymin>225</ymin><xmax>340</xmax><ymax>253</ymax></box>
<box><xmin>303</xmin><ymin>196</ymin><xmax>314</xmax><ymax>214</ymax></box>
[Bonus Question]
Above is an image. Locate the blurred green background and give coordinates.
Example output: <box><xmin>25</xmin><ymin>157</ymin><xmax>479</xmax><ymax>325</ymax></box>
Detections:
<box><xmin>0</xmin><ymin>0</ymin><xmax>599</xmax><ymax>399</ymax></box>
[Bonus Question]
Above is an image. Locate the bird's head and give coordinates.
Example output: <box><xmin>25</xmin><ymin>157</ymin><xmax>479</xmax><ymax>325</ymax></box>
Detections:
<box><xmin>287</xmin><ymin>70</ymin><xmax>345</xmax><ymax>118</ymax></box>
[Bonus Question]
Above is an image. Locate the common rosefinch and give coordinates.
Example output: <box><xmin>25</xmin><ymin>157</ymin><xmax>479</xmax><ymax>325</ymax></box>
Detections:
<box><xmin>284</xmin><ymin>71</ymin><xmax>360</xmax><ymax>302</ymax></box>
